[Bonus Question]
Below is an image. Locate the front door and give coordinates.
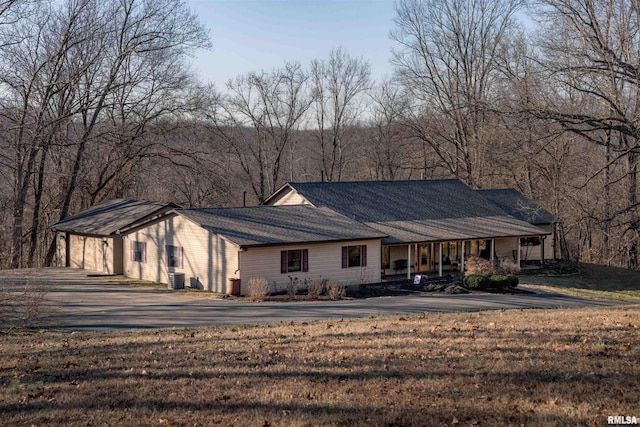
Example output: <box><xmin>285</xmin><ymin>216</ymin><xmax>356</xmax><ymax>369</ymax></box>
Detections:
<box><xmin>419</xmin><ymin>244</ymin><xmax>432</xmax><ymax>272</ymax></box>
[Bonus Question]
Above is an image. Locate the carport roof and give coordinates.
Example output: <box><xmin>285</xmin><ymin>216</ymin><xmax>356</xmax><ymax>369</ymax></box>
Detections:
<box><xmin>176</xmin><ymin>205</ymin><xmax>387</xmax><ymax>247</ymax></box>
<box><xmin>52</xmin><ymin>199</ymin><xmax>177</xmax><ymax>236</ymax></box>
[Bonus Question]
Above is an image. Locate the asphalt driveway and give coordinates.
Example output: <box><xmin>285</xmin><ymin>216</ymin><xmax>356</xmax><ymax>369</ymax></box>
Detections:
<box><xmin>2</xmin><ymin>268</ymin><xmax>625</xmax><ymax>329</ymax></box>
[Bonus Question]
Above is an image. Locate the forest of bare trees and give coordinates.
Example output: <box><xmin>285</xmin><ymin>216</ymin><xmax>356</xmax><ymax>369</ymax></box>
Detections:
<box><xmin>1</xmin><ymin>0</ymin><xmax>639</xmax><ymax>271</ymax></box>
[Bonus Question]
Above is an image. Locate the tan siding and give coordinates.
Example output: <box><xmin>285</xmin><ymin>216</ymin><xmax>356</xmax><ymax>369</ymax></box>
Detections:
<box><xmin>495</xmin><ymin>238</ymin><xmax>519</xmax><ymax>263</ymax></box>
<box><xmin>518</xmin><ymin>225</ymin><xmax>554</xmax><ymax>261</ymax></box>
<box><xmin>239</xmin><ymin>239</ymin><xmax>382</xmax><ymax>293</ymax></box>
<box><xmin>388</xmin><ymin>245</ymin><xmax>412</xmax><ymax>274</ymax></box>
<box><xmin>123</xmin><ymin>215</ymin><xmax>240</xmax><ymax>293</ymax></box>
<box><xmin>540</xmin><ymin>224</ymin><xmax>555</xmax><ymax>260</ymax></box>
<box><xmin>266</xmin><ymin>188</ymin><xmax>311</xmax><ymax>206</ymax></box>
<box><xmin>68</xmin><ymin>235</ymin><xmax>116</xmax><ymax>273</ymax></box>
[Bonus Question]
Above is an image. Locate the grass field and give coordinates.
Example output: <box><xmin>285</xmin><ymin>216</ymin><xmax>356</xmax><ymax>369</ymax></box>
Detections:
<box><xmin>522</xmin><ymin>262</ymin><xmax>640</xmax><ymax>303</ymax></box>
<box><xmin>2</xmin><ymin>306</ymin><xmax>639</xmax><ymax>426</ymax></box>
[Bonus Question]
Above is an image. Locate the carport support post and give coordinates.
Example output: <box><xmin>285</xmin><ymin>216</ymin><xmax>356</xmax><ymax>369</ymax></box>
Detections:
<box><xmin>490</xmin><ymin>239</ymin><xmax>494</xmax><ymax>265</ymax></box>
<box><xmin>407</xmin><ymin>244</ymin><xmax>411</xmax><ymax>280</ymax></box>
<box><xmin>65</xmin><ymin>232</ymin><xmax>70</xmax><ymax>267</ymax></box>
<box><xmin>438</xmin><ymin>242</ymin><xmax>443</xmax><ymax>277</ymax></box>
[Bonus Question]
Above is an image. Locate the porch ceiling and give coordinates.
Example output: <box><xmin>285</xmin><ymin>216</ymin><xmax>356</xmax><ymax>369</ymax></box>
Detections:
<box><xmin>368</xmin><ymin>215</ymin><xmax>550</xmax><ymax>245</ymax></box>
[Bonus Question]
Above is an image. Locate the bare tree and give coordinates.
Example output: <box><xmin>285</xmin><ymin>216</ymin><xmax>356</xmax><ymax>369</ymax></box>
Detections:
<box><xmin>0</xmin><ymin>0</ymin><xmax>210</xmax><ymax>268</ymax></box>
<box><xmin>392</xmin><ymin>0</ymin><xmax>524</xmax><ymax>187</ymax></box>
<box><xmin>364</xmin><ymin>80</ymin><xmax>417</xmax><ymax>180</ymax></box>
<box><xmin>0</xmin><ymin>0</ymin><xmax>95</xmax><ymax>268</ymax></box>
<box><xmin>207</xmin><ymin>62</ymin><xmax>312</xmax><ymax>202</ymax></box>
<box><xmin>533</xmin><ymin>0</ymin><xmax>640</xmax><ymax>268</ymax></box>
<box><xmin>310</xmin><ymin>47</ymin><xmax>371</xmax><ymax>181</ymax></box>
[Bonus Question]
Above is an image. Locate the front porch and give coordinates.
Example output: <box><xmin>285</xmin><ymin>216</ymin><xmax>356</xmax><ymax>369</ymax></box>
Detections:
<box><xmin>381</xmin><ymin>237</ymin><xmax>545</xmax><ymax>280</ymax></box>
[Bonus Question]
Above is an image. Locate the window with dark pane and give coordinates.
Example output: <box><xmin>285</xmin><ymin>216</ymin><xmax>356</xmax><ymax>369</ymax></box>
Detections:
<box><xmin>132</xmin><ymin>241</ymin><xmax>146</xmax><ymax>263</ymax></box>
<box><xmin>348</xmin><ymin>246</ymin><xmax>361</xmax><ymax>267</ymax></box>
<box><xmin>287</xmin><ymin>249</ymin><xmax>302</xmax><ymax>272</ymax></box>
<box><xmin>166</xmin><ymin>245</ymin><xmax>183</xmax><ymax>268</ymax></box>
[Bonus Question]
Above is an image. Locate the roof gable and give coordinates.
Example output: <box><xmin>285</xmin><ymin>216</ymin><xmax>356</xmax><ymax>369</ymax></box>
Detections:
<box><xmin>52</xmin><ymin>199</ymin><xmax>177</xmax><ymax>236</ymax></box>
<box><xmin>264</xmin><ymin>183</ymin><xmax>313</xmax><ymax>206</ymax></box>
<box><xmin>280</xmin><ymin>179</ymin><xmax>508</xmax><ymax>222</ymax></box>
<box><xmin>176</xmin><ymin>205</ymin><xmax>386</xmax><ymax>247</ymax></box>
<box><xmin>477</xmin><ymin>189</ymin><xmax>556</xmax><ymax>225</ymax></box>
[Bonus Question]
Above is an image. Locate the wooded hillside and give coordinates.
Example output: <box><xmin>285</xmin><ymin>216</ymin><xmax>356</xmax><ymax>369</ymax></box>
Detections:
<box><xmin>1</xmin><ymin>0</ymin><xmax>638</xmax><ymax>270</ymax></box>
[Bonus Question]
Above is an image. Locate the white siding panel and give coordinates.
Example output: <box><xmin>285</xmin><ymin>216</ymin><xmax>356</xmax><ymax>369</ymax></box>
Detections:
<box><xmin>123</xmin><ymin>215</ymin><xmax>240</xmax><ymax>293</ymax></box>
<box><xmin>267</xmin><ymin>188</ymin><xmax>311</xmax><ymax>206</ymax></box>
<box><xmin>68</xmin><ymin>235</ymin><xmax>115</xmax><ymax>273</ymax></box>
<box><xmin>239</xmin><ymin>239</ymin><xmax>381</xmax><ymax>294</ymax></box>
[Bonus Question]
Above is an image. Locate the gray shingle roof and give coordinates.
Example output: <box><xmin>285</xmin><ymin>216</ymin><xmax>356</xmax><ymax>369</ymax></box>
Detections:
<box><xmin>276</xmin><ymin>179</ymin><xmax>509</xmax><ymax>222</ymax></box>
<box><xmin>52</xmin><ymin>199</ymin><xmax>176</xmax><ymax>236</ymax></box>
<box><xmin>176</xmin><ymin>205</ymin><xmax>387</xmax><ymax>247</ymax></box>
<box><xmin>368</xmin><ymin>216</ymin><xmax>550</xmax><ymax>245</ymax></box>
<box><xmin>476</xmin><ymin>189</ymin><xmax>556</xmax><ymax>225</ymax></box>
<box><xmin>272</xmin><ymin>180</ymin><xmax>551</xmax><ymax>244</ymax></box>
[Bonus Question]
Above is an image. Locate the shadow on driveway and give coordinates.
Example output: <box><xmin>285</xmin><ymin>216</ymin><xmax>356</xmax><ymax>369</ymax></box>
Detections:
<box><xmin>2</xmin><ymin>268</ymin><xmax>628</xmax><ymax>329</ymax></box>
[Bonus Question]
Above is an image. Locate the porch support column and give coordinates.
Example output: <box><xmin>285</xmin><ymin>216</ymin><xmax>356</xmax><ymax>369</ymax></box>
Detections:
<box><xmin>460</xmin><ymin>241</ymin><xmax>465</xmax><ymax>273</ymax></box>
<box><xmin>438</xmin><ymin>242</ymin><xmax>443</xmax><ymax>277</ymax></box>
<box><xmin>541</xmin><ymin>236</ymin><xmax>545</xmax><ymax>266</ymax></box>
<box><xmin>517</xmin><ymin>238</ymin><xmax>521</xmax><ymax>268</ymax></box>
<box><xmin>407</xmin><ymin>244</ymin><xmax>411</xmax><ymax>280</ymax></box>
<box><xmin>65</xmin><ymin>232</ymin><xmax>70</xmax><ymax>267</ymax></box>
<box><xmin>490</xmin><ymin>239</ymin><xmax>495</xmax><ymax>265</ymax></box>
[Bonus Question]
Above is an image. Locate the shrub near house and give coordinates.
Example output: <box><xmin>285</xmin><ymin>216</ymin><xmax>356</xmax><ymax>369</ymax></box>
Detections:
<box><xmin>463</xmin><ymin>273</ymin><xmax>519</xmax><ymax>291</ymax></box>
<box><xmin>463</xmin><ymin>256</ymin><xmax>519</xmax><ymax>292</ymax></box>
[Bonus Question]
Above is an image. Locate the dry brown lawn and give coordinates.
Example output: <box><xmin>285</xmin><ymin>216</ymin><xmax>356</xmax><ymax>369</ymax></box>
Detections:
<box><xmin>2</xmin><ymin>307</ymin><xmax>639</xmax><ymax>426</ymax></box>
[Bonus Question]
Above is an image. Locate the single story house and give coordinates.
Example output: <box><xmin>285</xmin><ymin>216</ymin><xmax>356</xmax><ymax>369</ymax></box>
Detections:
<box><xmin>53</xmin><ymin>179</ymin><xmax>556</xmax><ymax>293</ymax></box>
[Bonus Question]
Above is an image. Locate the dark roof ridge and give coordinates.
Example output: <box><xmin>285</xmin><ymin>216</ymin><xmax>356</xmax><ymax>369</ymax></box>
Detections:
<box><xmin>177</xmin><ymin>204</ymin><xmax>317</xmax><ymax>212</ymax></box>
<box><xmin>288</xmin><ymin>178</ymin><xmax>461</xmax><ymax>185</ymax></box>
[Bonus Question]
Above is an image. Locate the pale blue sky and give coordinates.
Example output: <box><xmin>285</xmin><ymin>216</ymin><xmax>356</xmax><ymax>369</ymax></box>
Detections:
<box><xmin>187</xmin><ymin>0</ymin><xmax>398</xmax><ymax>86</ymax></box>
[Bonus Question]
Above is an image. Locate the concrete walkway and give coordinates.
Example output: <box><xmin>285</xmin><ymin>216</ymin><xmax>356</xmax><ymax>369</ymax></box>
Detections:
<box><xmin>1</xmin><ymin>268</ymin><xmax>626</xmax><ymax>329</ymax></box>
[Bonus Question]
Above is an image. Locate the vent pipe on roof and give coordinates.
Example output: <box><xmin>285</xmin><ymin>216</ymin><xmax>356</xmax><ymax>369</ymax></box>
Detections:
<box><xmin>243</xmin><ymin>191</ymin><xmax>247</xmax><ymax>207</ymax></box>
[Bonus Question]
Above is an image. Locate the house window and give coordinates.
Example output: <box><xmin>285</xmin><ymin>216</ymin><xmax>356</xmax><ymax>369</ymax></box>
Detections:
<box><xmin>166</xmin><ymin>245</ymin><xmax>183</xmax><ymax>268</ymax></box>
<box><xmin>281</xmin><ymin>249</ymin><xmax>308</xmax><ymax>274</ymax></box>
<box><xmin>131</xmin><ymin>241</ymin><xmax>146</xmax><ymax>263</ymax></box>
<box><xmin>342</xmin><ymin>245</ymin><xmax>367</xmax><ymax>268</ymax></box>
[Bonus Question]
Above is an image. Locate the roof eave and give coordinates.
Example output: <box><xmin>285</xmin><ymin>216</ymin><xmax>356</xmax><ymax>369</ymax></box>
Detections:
<box><xmin>239</xmin><ymin>235</ymin><xmax>387</xmax><ymax>250</ymax></box>
<box><xmin>50</xmin><ymin>227</ymin><xmax>119</xmax><ymax>238</ymax></box>
<box><xmin>381</xmin><ymin>231</ymin><xmax>552</xmax><ymax>245</ymax></box>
